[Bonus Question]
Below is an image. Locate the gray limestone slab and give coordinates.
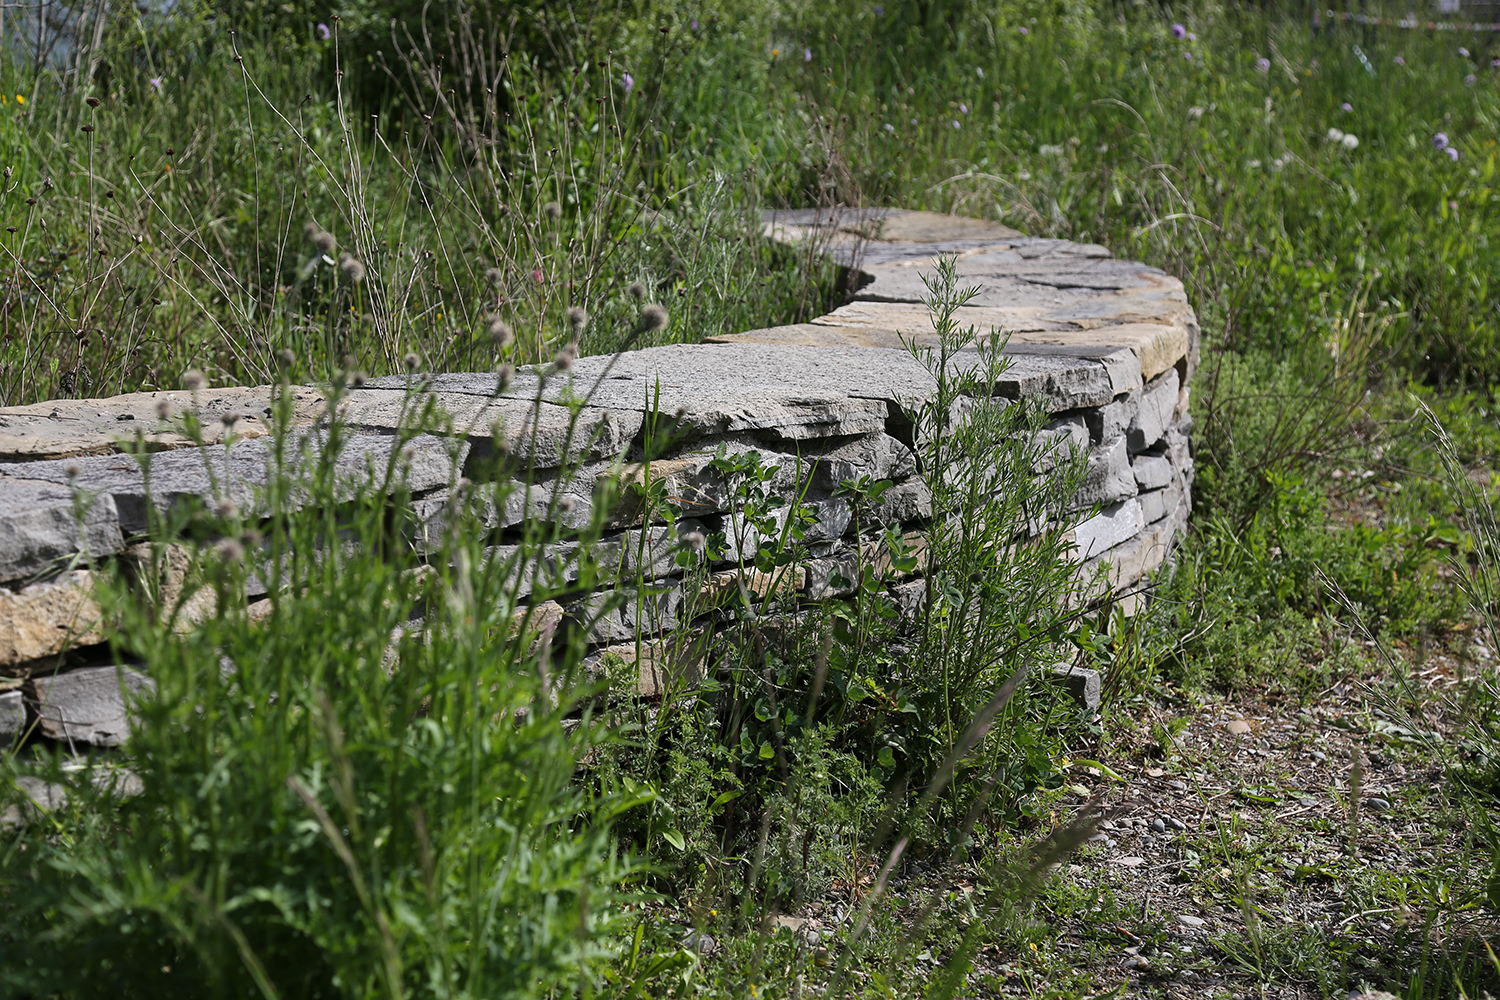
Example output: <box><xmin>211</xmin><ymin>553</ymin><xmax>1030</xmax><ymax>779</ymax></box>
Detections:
<box><xmin>1075</xmin><ymin>437</ymin><xmax>1137</xmax><ymax>510</ymax></box>
<box><xmin>0</xmin><ymin>480</ymin><xmax>125</xmax><ymax>583</ymax></box>
<box><xmin>1132</xmin><ymin>453</ymin><xmax>1174</xmax><ymax>492</ymax></box>
<box><xmin>876</xmin><ymin>479</ymin><xmax>933</xmax><ymax>523</ymax></box>
<box><xmin>1050</xmin><ymin>663</ymin><xmax>1101</xmax><ymax>713</ymax></box>
<box><xmin>1087</xmin><ymin>393</ymin><xmax>1138</xmax><ymax>446</ymax></box>
<box><xmin>0</xmin><ymin>689</ymin><xmax>23</xmax><ymax>742</ymax></box>
<box><xmin>1128</xmin><ymin>369</ymin><xmax>1181</xmax><ymax>453</ymax></box>
<box><xmin>0</xmin><ymin>434</ymin><xmax>462</xmax><ymax>535</ymax></box>
<box><xmin>1139</xmin><ymin>478</ymin><xmax>1186</xmax><ymax>526</ymax></box>
<box><xmin>343</xmin><ymin>386</ymin><xmax>640</xmax><ymax>471</ymax></box>
<box><xmin>1073</xmin><ymin>498</ymin><xmax>1145</xmax><ymax>561</ymax></box>
<box><xmin>26</xmin><ymin>665</ymin><xmax>154</xmax><ymax>747</ymax></box>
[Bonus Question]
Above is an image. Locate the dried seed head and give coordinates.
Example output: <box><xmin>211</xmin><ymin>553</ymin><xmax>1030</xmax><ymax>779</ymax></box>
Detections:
<box><xmin>182</xmin><ymin>369</ymin><xmax>206</xmax><ymax>391</ymax></box>
<box><xmin>496</xmin><ymin>364</ymin><xmax>514</xmax><ymax>391</ymax></box>
<box><xmin>303</xmin><ymin>222</ymin><xmax>336</xmax><ymax>255</ymax></box>
<box><xmin>351</xmin><ymin>371</ymin><xmax>367</xmax><ymax>388</ymax></box>
<box><xmin>338</xmin><ymin>253</ymin><xmax>366</xmax><ymax>284</ymax></box>
<box><xmin>567</xmin><ymin>305</ymin><xmax>589</xmax><ymax>335</ymax></box>
<box><xmin>155</xmin><ymin>398</ymin><xmax>172</xmax><ymax>421</ymax></box>
<box><xmin>216</xmin><ymin>537</ymin><xmax>244</xmax><ymax>564</ymax></box>
<box><xmin>542</xmin><ymin>201</ymin><xmax>562</xmax><ymax>222</ymax></box>
<box><xmin>403</xmin><ymin>352</ymin><xmax>420</xmax><ymax>371</ymax></box>
<box><xmin>220</xmin><ymin>498</ymin><xmax>238</xmax><ymax>519</ymax></box>
<box><xmin>488</xmin><ymin>317</ymin><xmax>514</xmax><ymax>347</ymax></box>
<box><xmin>276</xmin><ymin>348</ymin><xmax>295</xmax><ymax>367</ymax></box>
<box><xmin>64</xmin><ymin>463</ymin><xmax>82</xmax><ymax>481</ymax></box>
<box><xmin>640</xmin><ymin>303</ymin><xmax>669</xmax><ymax>331</ymax></box>
<box><xmin>484</xmin><ymin>266</ymin><xmax>504</xmax><ymax>287</ymax></box>
<box><xmin>221</xmin><ymin>410</ymin><xmax>241</xmax><ymax>429</ymax></box>
<box><xmin>681</xmin><ymin>531</ymin><xmax>706</xmax><ymax>553</ymax></box>
<box><xmin>553</xmin><ymin>342</ymin><xmax>578</xmax><ymax>372</ymax></box>
<box><xmin>402</xmin><ymin>445</ymin><xmax>417</xmax><ymax>462</ymax></box>
<box><xmin>627</xmin><ymin>280</ymin><xmax>647</xmax><ymax>301</ymax></box>
<box><xmin>559</xmin><ymin>496</ymin><xmax>577</xmax><ymax>513</ymax></box>
<box><xmin>86</xmin><ymin>97</ymin><xmax>100</xmax><ymax>108</ymax></box>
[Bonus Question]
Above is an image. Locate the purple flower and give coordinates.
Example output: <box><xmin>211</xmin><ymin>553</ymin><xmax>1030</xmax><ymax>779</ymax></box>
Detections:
<box><xmin>1183</xmin><ymin>51</ymin><xmax>1193</xmax><ymax>60</ymax></box>
<box><xmin>1493</xmin><ymin>58</ymin><xmax>1500</xmax><ymax>68</ymax></box>
<box><xmin>1466</xmin><ymin>74</ymin><xmax>1477</xmax><ymax>86</ymax></box>
<box><xmin>1394</xmin><ymin>55</ymin><xmax>1406</xmax><ymax>66</ymax></box>
<box><xmin>1171</xmin><ymin>23</ymin><xmax>1187</xmax><ymax>39</ymax></box>
<box><xmin>884</xmin><ymin>123</ymin><xmax>894</xmax><ymax>131</ymax></box>
<box><xmin>1256</xmin><ymin>57</ymin><xmax>1270</xmax><ymax>73</ymax></box>
<box><xmin>1017</xmin><ymin>25</ymin><xmax>1028</xmax><ymax>35</ymax></box>
<box><xmin>1433</xmin><ymin>132</ymin><xmax>1449</xmax><ymax>150</ymax></box>
<box><xmin>804</xmin><ymin>48</ymin><xmax>812</xmax><ymax>62</ymax></box>
<box><xmin>1450</xmin><ymin>201</ymin><xmax>1459</xmax><ymax>211</ymax></box>
<box><xmin>622</xmin><ymin>72</ymin><xmax>634</xmax><ymax>94</ymax></box>
<box><xmin>1447</xmin><ymin>146</ymin><xmax>1461</xmax><ymax>161</ymax></box>
<box><xmin>316</xmin><ymin>22</ymin><xmax>330</xmax><ymax>40</ymax></box>
<box><xmin>1459</xmin><ymin>46</ymin><xmax>1471</xmax><ymax>58</ymax></box>
<box><xmin>951</xmin><ymin>119</ymin><xmax>961</xmax><ymax>129</ymax></box>
<box><xmin>1341</xmin><ymin>102</ymin><xmax>1352</xmax><ymax>111</ymax></box>
<box><xmin>149</xmin><ymin>76</ymin><xmax>163</xmax><ymax>90</ymax></box>
<box><xmin>874</xmin><ymin>4</ymin><xmax>883</xmax><ymax>13</ymax></box>
<box><xmin>1187</xmin><ymin>32</ymin><xmax>1197</xmax><ymax>41</ymax></box>
<box><xmin>958</xmin><ymin>103</ymin><xmax>968</xmax><ymax>114</ymax></box>
<box><xmin>691</xmin><ymin>18</ymin><xmax>699</xmax><ymax>30</ymax></box>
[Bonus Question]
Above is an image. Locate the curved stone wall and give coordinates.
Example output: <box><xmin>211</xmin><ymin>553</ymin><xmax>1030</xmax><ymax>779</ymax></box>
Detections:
<box><xmin>0</xmin><ymin>209</ymin><xmax>1195</xmax><ymax>744</ymax></box>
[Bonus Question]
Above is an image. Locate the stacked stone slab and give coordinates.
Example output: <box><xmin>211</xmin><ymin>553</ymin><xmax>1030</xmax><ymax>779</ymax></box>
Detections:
<box><xmin>0</xmin><ymin>208</ymin><xmax>1194</xmax><ymax>744</ymax></box>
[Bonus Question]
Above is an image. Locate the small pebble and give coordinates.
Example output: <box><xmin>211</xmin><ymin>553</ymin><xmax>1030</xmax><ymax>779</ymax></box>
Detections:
<box><xmin>1088</xmin><ymin>832</ymin><xmax>1109</xmax><ymax>843</ymax></box>
<box><xmin>1227</xmin><ymin>719</ymin><xmax>1252</xmax><ymax>735</ymax></box>
<box><xmin>1365</xmin><ymin>797</ymin><xmax>1392</xmax><ymax>812</ymax></box>
<box><xmin>1310</xmin><ymin>750</ymin><xmax>1327</xmax><ymax>762</ymax></box>
<box><xmin>1167</xmin><ymin>779</ymin><xmax>1188</xmax><ymax>791</ymax></box>
<box><xmin>1151</xmin><ymin>818</ymin><xmax>1167</xmax><ymax>833</ymax></box>
<box><xmin>1101</xmin><ymin>819</ymin><xmax>1117</xmax><ymax>830</ymax></box>
<box><xmin>1166</xmin><ymin>817</ymin><xmax>1187</xmax><ymax>832</ymax></box>
<box><xmin>1177</xmin><ymin>914</ymin><xmax>1205</xmax><ymax>927</ymax></box>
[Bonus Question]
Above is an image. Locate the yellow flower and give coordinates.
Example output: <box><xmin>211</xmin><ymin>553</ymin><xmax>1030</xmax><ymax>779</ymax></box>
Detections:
<box><xmin>15</xmin><ymin>95</ymin><xmax>23</xmax><ymax>105</ymax></box>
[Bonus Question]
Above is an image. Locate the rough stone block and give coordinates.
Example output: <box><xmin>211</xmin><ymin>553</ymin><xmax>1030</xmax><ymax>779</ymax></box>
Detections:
<box><xmin>1075</xmin><ymin>437</ymin><xmax>1137</xmax><ymax>510</ymax></box>
<box><xmin>1132</xmin><ymin>453</ymin><xmax>1174</xmax><ymax>492</ymax></box>
<box><xmin>2</xmin><ymin>433</ymin><xmax>463</xmax><ymax>535</ymax></box>
<box><xmin>876</xmin><ymin>479</ymin><xmax>933</xmax><ymax>524</ymax></box>
<box><xmin>1050</xmin><ymin>663</ymin><xmax>1101</xmax><ymax>713</ymax></box>
<box><xmin>1072</xmin><ymin>499</ymin><xmax>1144</xmax><ymax>562</ymax></box>
<box><xmin>1086</xmin><ymin>394</ymin><xmax>1138</xmax><ymax>446</ymax></box>
<box><xmin>1128</xmin><ymin>369</ymin><xmax>1180</xmax><ymax>453</ymax></box>
<box><xmin>1138</xmin><ymin>478</ymin><xmax>1186</xmax><ymax>526</ymax></box>
<box><xmin>0</xmin><ymin>776</ymin><xmax>68</xmax><ymax>827</ymax></box>
<box><xmin>0</xmin><ymin>481</ymin><xmax>124</xmax><ymax>583</ymax></box>
<box><xmin>0</xmin><ymin>572</ymin><xmax>109</xmax><ymax>671</ymax></box>
<box><xmin>1033</xmin><ymin>416</ymin><xmax>1090</xmax><ymax>473</ymax></box>
<box><xmin>25</xmin><ymin>665</ymin><xmax>154</xmax><ymax>746</ymax></box>
<box><xmin>0</xmin><ymin>689</ymin><xmax>23</xmax><ymax>742</ymax></box>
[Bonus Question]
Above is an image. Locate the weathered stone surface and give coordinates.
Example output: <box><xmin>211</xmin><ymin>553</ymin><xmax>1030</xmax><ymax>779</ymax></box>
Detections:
<box><xmin>0</xmin><ymin>776</ymin><xmax>68</xmax><ymax>827</ymax></box>
<box><xmin>0</xmin><ymin>480</ymin><xmax>125</xmax><ymax>583</ymax></box>
<box><xmin>1132</xmin><ymin>453</ymin><xmax>1174</xmax><ymax>492</ymax></box>
<box><xmin>1139</xmin><ymin>477</ymin><xmax>1187</xmax><ymax>526</ymax></box>
<box><xmin>1076</xmin><ymin>437</ymin><xmax>1137</xmax><ymax>510</ymax></box>
<box><xmin>0</xmin><ymin>572</ymin><xmax>108</xmax><ymax>672</ymax></box>
<box><xmin>1128</xmin><ymin>369</ymin><xmax>1181</xmax><ymax>453</ymax></box>
<box><xmin>1051</xmin><ymin>663</ymin><xmax>1101</xmax><ymax>713</ymax></box>
<box><xmin>1087</xmin><ymin>394</ymin><xmax>1138</xmax><ymax>445</ymax></box>
<box><xmin>1077</xmin><ymin>498</ymin><xmax>1190</xmax><ymax>598</ymax></box>
<box><xmin>1</xmin><ymin>433</ymin><xmax>462</xmax><ymax>535</ymax></box>
<box><xmin>0</xmin><ymin>385</ymin><xmax>327</xmax><ymax>462</ymax></box>
<box><xmin>25</xmin><ymin>665</ymin><xmax>154</xmax><ymax>746</ymax></box>
<box><xmin>0</xmin><ymin>689</ymin><xmax>23</xmax><ymax>741</ymax></box>
<box><xmin>1073</xmin><ymin>499</ymin><xmax>1144</xmax><ymax>561</ymax></box>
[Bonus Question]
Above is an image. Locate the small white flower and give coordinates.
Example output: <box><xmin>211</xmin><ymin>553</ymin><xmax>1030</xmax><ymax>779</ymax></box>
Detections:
<box><xmin>1188</xmin><ymin>106</ymin><xmax>1205</xmax><ymax>119</ymax></box>
<box><xmin>1326</xmin><ymin>127</ymin><xmax>1345</xmax><ymax>142</ymax></box>
<box><xmin>1342</xmin><ymin>133</ymin><xmax>1359</xmax><ymax>149</ymax></box>
<box><xmin>1247</xmin><ymin>158</ymin><xmax>1262</xmax><ymax>169</ymax></box>
<box><xmin>1038</xmin><ymin>143</ymin><xmax>1065</xmax><ymax>156</ymax></box>
<box><xmin>976</xmin><ymin>67</ymin><xmax>985</xmax><ymax>78</ymax></box>
<box><xmin>1017</xmin><ymin>168</ymin><xmax>1032</xmax><ymax>180</ymax></box>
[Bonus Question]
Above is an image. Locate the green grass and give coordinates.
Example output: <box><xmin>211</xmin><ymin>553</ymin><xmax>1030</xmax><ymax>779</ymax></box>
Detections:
<box><xmin>6</xmin><ymin>1</ymin><xmax>1500</xmax><ymax>997</ymax></box>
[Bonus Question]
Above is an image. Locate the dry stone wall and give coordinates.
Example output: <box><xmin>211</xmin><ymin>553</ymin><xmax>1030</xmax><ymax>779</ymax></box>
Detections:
<box><xmin>0</xmin><ymin>208</ymin><xmax>1195</xmax><ymax>748</ymax></box>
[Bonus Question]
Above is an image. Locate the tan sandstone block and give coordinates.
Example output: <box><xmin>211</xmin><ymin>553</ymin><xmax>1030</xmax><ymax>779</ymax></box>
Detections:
<box><xmin>0</xmin><ymin>572</ymin><xmax>108</xmax><ymax>672</ymax></box>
